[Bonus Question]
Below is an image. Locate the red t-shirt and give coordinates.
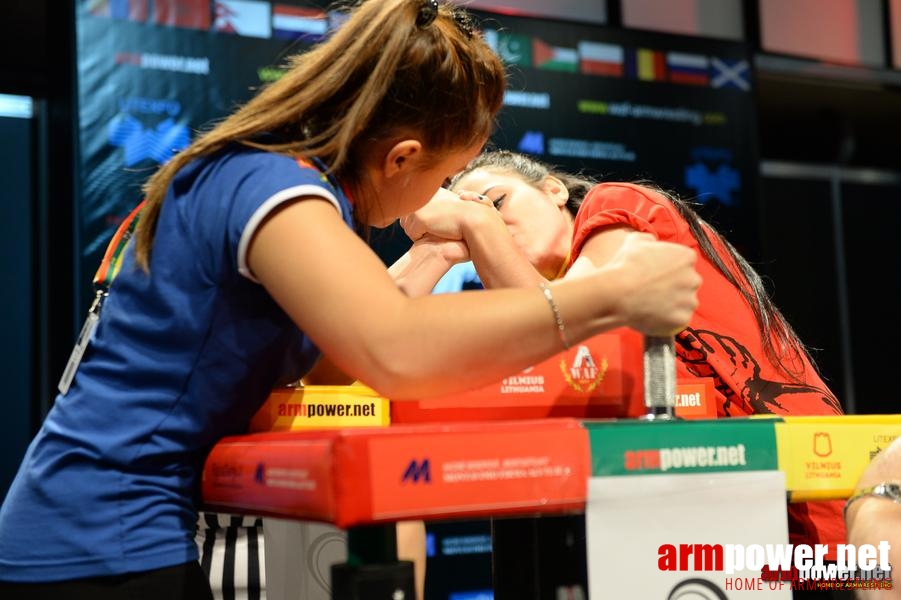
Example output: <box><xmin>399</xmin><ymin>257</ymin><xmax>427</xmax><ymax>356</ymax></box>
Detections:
<box><xmin>571</xmin><ymin>182</ymin><xmax>846</xmax><ymax>552</ymax></box>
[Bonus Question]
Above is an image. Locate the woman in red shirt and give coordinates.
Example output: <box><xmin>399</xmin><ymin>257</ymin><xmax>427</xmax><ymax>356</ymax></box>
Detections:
<box><xmin>396</xmin><ymin>149</ymin><xmax>846</xmax><ymax>555</ymax></box>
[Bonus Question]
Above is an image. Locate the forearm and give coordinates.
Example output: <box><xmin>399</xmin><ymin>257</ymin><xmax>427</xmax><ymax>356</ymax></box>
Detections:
<box><xmin>342</xmin><ymin>272</ymin><xmax>630</xmax><ymax>399</ymax></box>
<box><xmin>302</xmin><ymin>354</ymin><xmax>355</xmax><ymax>385</ymax></box>
<box><xmin>463</xmin><ymin>211</ymin><xmax>547</xmax><ymax>288</ymax></box>
<box><xmin>388</xmin><ymin>241</ymin><xmax>461</xmax><ymax>298</ymax></box>
<box><xmin>402</xmin><ymin>194</ymin><xmax>546</xmax><ymax>289</ymax></box>
<box><xmin>396</xmin><ymin>521</ymin><xmax>426</xmax><ymax>600</ymax></box>
<box><xmin>254</xmin><ymin>206</ymin><xmax>697</xmax><ymax>402</ymax></box>
<box><xmin>330</xmin><ymin>239</ymin><xmax>694</xmax><ymax>398</ymax></box>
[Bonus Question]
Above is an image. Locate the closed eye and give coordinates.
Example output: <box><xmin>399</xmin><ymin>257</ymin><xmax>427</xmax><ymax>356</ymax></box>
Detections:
<box><xmin>491</xmin><ymin>193</ymin><xmax>506</xmax><ymax>210</ymax></box>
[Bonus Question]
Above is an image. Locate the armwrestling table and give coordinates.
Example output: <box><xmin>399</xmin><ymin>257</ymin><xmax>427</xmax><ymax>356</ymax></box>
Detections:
<box><xmin>201</xmin><ymin>414</ymin><xmax>901</xmax><ymax>599</ymax></box>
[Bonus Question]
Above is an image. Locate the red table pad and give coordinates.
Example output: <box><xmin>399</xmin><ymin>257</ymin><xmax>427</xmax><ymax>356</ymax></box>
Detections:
<box><xmin>201</xmin><ymin>418</ymin><xmax>590</xmax><ymax>528</ymax></box>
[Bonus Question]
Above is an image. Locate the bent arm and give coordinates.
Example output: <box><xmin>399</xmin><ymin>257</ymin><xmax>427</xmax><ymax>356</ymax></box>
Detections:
<box><xmin>400</xmin><ymin>191</ymin><xmax>548</xmax><ymax>289</ymax></box>
<box><xmin>462</xmin><ymin>205</ymin><xmax>548</xmax><ymax>288</ymax></box>
<box><xmin>248</xmin><ymin>197</ymin><xmax>698</xmax><ymax>399</ymax></box>
<box><xmin>566</xmin><ymin>225</ymin><xmax>637</xmax><ymax>277</ymax></box>
<box><xmin>388</xmin><ymin>236</ymin><xmax>468</xmax><ymax>298</ymax></box>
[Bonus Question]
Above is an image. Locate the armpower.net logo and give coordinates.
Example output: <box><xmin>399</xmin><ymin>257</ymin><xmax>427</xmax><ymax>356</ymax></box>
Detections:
<box><xmin>658</xmin><ymin>542</ymin><xmax>893</xmax><ymax>593</ymax></box>
<box><xmin>624</xmin><ymin>443</ymin><xmax>747</xmax><ymax>472</ymax></box>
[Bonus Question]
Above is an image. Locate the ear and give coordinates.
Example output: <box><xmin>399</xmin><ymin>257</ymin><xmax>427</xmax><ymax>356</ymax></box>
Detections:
<box><xmin>383</xmin><ymin>140</ymin><xmax>423</xmax><ymax>179</ymax></box>
<box><xmin>541</xmin><ymin>175</ymin><xmax>570</xmax><ymax>208</ymax></box>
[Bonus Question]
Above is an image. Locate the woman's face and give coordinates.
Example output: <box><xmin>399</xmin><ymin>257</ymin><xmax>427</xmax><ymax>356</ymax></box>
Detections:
<box><xmin>366</xmin><ymin>140</ymin><xmax>486</xmax><ymax>228</ymax></box>
<box><xmin>452</xmin><ymin>168</ymin><xmax>574</xmax><ymax>278</ymax></box>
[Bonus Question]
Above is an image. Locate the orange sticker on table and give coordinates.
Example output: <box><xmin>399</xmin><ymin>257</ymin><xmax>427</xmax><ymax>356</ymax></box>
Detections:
<box><xmin>675</xmin><ymin>379</ymin><xmax>717</xmax><ymax>420</ymax></box>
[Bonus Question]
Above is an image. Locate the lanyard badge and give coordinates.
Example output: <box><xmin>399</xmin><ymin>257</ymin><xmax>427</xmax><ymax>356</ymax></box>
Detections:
<box><xmin>58</xmin><ymin>200</ymin><xmax>146</xmax><ymax>395</ymax></box>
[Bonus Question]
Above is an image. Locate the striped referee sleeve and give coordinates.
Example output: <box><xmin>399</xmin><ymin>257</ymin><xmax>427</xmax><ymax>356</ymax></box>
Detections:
<box><xmin>197</xmin><ymin>511</ymin><xmax>266</xmax><ymax>600</ymax></box>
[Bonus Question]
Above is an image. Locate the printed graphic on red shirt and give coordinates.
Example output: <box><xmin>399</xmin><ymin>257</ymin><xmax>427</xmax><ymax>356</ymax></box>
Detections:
<box><xmin>676</xmin><ymin>327</ymin><xmax>843</xmax><ymax>418</ymax></box>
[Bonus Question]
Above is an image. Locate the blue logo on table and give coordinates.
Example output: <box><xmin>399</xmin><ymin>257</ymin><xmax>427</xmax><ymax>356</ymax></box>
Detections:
<box><xmin>402</xmin><ymin>458</ymin><xmax>431</xmax><ymax>483</ymax></box>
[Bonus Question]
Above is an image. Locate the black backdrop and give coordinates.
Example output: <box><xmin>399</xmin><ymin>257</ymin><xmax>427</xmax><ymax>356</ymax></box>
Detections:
<box><xmin>74</xmin><ymin>0</ymin><xmax>758</xmax><ymax>313</ymax></box>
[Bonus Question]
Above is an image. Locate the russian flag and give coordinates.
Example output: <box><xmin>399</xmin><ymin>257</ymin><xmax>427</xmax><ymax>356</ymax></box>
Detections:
<box><xmin>578</xmin><ymin>42</ymin><xmax>623</xmax><ymax>77</ymax></box>
<box><xmin>667</xmin><ymin>52</ymin><xmax>709</xmax><ymax>86</ymax></box>
<box><xmin>272</xmin><ymin>4</ymin><xmax>328</xmax><ymax>42</ymax></box>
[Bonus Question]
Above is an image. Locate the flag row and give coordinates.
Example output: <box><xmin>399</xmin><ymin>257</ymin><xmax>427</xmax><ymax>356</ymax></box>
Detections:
<box><xmin>89</xmin><ymin>0</ymin><xmax>342</xmax><ymax>42</ymax></box>
<box><xmin>89</xmin><ymin>1</ymin><xmax>751</xmax><ymax>91</ymax></box>
<box><xmin>485</xmin><ymin>31</ymin><xmax>751</xmax><ymax>92</ymax></box>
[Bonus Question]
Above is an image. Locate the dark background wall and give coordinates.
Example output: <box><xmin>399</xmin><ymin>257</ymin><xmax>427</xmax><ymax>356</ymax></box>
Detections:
<box><xmin>754</xmin><ymin>66</ymin><xmax>901</xmax><ymax>414</ymax></box>
<box><xmin>0</xmin><ymin>0</ymin><xmax>50</xmax><ymax>97</ymax></box>
<box><xmin>1</xmin><ymin>0</ymin><xmax>77</xmax><ymax>495</ymax></box>
<box><xmin>0</xmin><ymin>115</ymin><xmax>36</xmax><ymax>497</ymax></box>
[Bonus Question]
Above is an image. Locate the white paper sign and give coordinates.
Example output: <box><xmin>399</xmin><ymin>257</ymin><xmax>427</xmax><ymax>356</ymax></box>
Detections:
<box><xmin>264</xmin><ymin>518</ymin><xmax>347</xmax><ymax>600</ymax></box>
<box><xmin>586</xmin><ymin>471</ymin><xmax>791</xmax><ymax>598</ymax></box>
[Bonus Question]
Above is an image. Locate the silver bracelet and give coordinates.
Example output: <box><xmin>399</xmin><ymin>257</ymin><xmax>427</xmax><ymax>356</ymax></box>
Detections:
<box><xmin>539</xmin><ymin>282</ymin><xmax>570</xmax><ymax>350</ymax></box>
<box><xmin>844</xmin><ymin>482</ymin><xmax>901</xmax><ymax>520</ymax></box>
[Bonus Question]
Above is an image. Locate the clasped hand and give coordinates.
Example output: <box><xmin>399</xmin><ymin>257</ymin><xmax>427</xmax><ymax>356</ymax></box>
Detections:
<box><xmin>400</xmin><ymin>188</ymin><xmax>494</xmax><ymax>242</ymax></box>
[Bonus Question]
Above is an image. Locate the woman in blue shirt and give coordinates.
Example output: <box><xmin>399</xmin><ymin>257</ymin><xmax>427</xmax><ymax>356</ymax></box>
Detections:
<box><xmin>0</xmin><ymin>2</ymin><xmax>700</xmax><ymax>598</ymax></box>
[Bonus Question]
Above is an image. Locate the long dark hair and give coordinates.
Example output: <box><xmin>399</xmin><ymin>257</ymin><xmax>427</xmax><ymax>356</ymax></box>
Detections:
<box><xmin>135</xmin><ymin>0</ymin><xmax>506</xmax><ymax>270</ymax></box>
<box><xmin>452</xmin><ymin>150</ymin><xmax>816</xmax><ymax>382</ymax></box>
<box><xmin>449</xmin><ymin>149</ymin><xmax>593</xmax><ymax>217</ymax></box>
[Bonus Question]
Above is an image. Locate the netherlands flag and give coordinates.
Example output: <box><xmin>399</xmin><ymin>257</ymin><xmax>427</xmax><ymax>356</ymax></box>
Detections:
<box><xmin>578</xmin><ymin>42</ymin><xmax>623</xmax><ymax>77</ymax></box>
<box><xmin>667</xmin><ymin>52</ymin><xmax>709</xmax><ymax>86</ymax></box>
<box><xmin>272</xmin><ymin>4</ymin><xmax>328</xmax><ymax>42</ymax></box>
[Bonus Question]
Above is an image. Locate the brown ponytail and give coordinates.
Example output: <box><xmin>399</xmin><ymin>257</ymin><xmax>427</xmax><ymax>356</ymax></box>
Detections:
<box><xmin>135</xmin><ymin>0</ymin><xmax>506</xmax><ymax>271</ymax></box>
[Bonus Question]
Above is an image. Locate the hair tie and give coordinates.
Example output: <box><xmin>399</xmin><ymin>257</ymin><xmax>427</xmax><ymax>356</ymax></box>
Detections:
<box><xmin>451</xmin><ymin>8</ymin><xmax>474</xmax><ymax>38</ymax></box>
<box><xmin>416</xmin><ymin>0</ymin><xmax>439</xmax><ymax>28</ymax></box>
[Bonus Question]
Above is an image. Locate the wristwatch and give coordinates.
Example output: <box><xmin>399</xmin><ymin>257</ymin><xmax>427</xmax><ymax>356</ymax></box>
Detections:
<box><xmin>844</xmin><ymin>482</ymin><xmax>901</xmax><ymax>519</ymax></box>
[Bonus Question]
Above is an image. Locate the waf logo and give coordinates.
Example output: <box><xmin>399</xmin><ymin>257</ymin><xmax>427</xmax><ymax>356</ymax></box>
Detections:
<box><xmin>813</xmin><ymin>432</ymin><xmax>832</xmax><ymax>457</ymax></box>
<box><xmin>685</xmin><ymin>146</ymin><xmax>741</xmax><ymax>207</ymax></box>
<box><xmin>402</xmin><ymin>459</ymin><xmax>431</xmax><ymax>484</ymax></box>
<box><xmin>560</xmin><ymin>345</ymin><xmax>608</xmax><ymax>392</ymax></box>
<box><xmin>517</xmin><ymin>130</ymin><xmax>545</xmax><ymax>155</ymax></box>
<box><xmin>108</xmin><ymin>97</ymin><xmax>190</xmax><ymax>167</ymax></box>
